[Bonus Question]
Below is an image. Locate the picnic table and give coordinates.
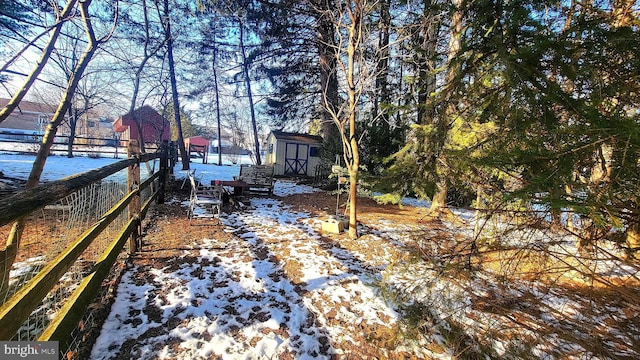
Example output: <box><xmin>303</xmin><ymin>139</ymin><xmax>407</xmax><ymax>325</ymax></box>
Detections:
<box><xmin>212</xmin><ymin>180</ymin><xmax>249</xmax><ymax>197</ymax></box>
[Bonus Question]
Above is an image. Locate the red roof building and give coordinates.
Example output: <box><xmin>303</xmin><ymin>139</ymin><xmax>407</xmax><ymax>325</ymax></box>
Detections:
<box><xmin>113</xmin><ymin>106</ymin><xmax>170</xmax><ymax>146</ymax></box>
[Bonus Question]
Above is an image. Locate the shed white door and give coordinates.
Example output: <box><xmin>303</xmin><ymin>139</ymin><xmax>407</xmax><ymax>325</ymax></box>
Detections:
<box><xmin>284</xmin><ymin>142</ymin><xmax>309</xmax><ymax>175</ymax></box>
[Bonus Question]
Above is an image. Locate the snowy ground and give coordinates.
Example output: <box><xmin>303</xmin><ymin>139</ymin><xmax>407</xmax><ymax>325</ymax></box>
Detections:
<box><xmin>2</xmin><ymin>153</ymin><xmax>639</xmax><ymax>359</ymax></box>
<box><xmin>0</xmin><ymin>152</ymin><xmax>252</xmax><ymax>183</ymax></box>
<box><xmin>90</xmin><ymin>181</ymin><xmax>410</xmax><ymax>359</ymax></box>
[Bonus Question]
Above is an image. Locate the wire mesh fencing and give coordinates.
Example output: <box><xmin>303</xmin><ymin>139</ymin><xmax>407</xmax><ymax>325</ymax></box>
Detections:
<box><xmin>0</xmin><ymin>180</ymin><xmax>130</xmax><ymax>342</ymax></box>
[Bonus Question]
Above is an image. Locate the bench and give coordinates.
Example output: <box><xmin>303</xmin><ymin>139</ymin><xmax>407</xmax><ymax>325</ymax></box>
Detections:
<box><xmin>237</xmin><ymin>164</ymin><xmax>275</xmax><ymax>195</ymax></box>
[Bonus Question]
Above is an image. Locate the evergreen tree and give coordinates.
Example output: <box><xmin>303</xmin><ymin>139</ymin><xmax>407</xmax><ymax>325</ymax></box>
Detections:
<box><xmin>359</xmin><ymin>0</ymin><xmax>406</xmax><ymax>173</ymax></box>
<box><xmin>0</xmin><ymin>0</ymin><xmax>34</xmax><ymax>44</ymax></box>
<box><xmin>454</xmin><ymin>0</ymin><xmax>640</xmax><ymax>251</ymax></box>
<box><xmin>385</xmin><ymin>0</ymin><xmax>467</xmax><ymax>209</ymax></box>
<box><xmin>167</xmin><ymin>103</ymin><xmax>197</xmax><ymax>141</ymax></box>
<box><xmin>247</xmin><ymin>0</ymin><xmax>345</xmax><ymax>165</ymax></box>
<box><xmin>251</xmin><ymin>0</ymin><xmax>323</xmax><ymax>130</ymax></box>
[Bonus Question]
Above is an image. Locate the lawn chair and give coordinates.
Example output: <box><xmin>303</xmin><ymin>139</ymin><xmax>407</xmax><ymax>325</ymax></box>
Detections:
<box><xmin>181</xmin><ymin>169</ymin><xmax>196</xmax><ymax>190</ymax></box>
<box><xmin>188</xmin><ymin>171</ymin><xmax>223</xmax><ymax>225</ymax></box>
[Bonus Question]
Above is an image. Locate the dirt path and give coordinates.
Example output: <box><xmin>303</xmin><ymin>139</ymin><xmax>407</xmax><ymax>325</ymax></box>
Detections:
<box><xmin>89</xmin><ymin>188</ymin><xmax>433</xmax><ymax>359</ymax></box>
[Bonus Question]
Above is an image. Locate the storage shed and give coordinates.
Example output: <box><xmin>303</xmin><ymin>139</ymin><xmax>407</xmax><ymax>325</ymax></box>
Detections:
<box><xmin>185</xmin><ymin>136</ymin><xmax>210</xmax><ymax>164</ymax></box>
<box><xmin>265</xmin><ymin>130</ymin><xmax>323</xmax><ymax>176</ymax></box>
<box><xmin>113</xmin><ymin>106</ymin><xmax>170</xmax><ymax>146</ymax></box>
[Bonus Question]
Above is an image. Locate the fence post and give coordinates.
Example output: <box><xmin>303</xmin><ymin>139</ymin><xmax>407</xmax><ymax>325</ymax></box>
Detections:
<box><xmin>127</xmin><ymin>140</ymin><xmax>141</xmax><ymax>254</ymax></box>
<box><xmin>158</xmin><ymin>140</ymin><xmax>168</xmax><ymax>205</ymax></box>
<box><xmin>169</xmin><ymin>141</ymin><xmax>177</xmax><ymax>171</ymax></box>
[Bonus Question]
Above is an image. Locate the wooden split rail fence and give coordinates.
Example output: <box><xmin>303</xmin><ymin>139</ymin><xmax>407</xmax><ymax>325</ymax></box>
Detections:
<box><xmin>0</xmin><ymin>140</ymin><xmax>174</xmax><ymax>353</ymax></box>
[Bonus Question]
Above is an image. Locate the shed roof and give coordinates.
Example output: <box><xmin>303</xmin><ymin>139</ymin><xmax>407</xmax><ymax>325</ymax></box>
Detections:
<box><xmin>270</xmin><ymin>130</ymin><xmax>323</xmax><ymax>144</ymax></box>
<box><xmin>185</xmin><ymin>136</ymin><xmax>210</xmax><ymax>146</ymax></box>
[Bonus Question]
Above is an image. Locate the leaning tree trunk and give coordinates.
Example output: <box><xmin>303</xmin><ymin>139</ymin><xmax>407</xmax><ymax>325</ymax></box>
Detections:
<box><xmin>1</xmin><ymin>0</ymin><xmax>103</xmax><ymax>300</ymax></box>
<box><xmin>0</xmin><ymin>0</ymin><xmax>78</xmax><ymax>124</ymax></box>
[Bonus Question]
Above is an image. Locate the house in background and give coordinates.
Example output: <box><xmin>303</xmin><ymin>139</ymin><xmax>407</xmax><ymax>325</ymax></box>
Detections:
<box><xmin>0</xmin><ymin>98</ymin><xmax>65</xmax><ymax>137</ymax></box>
<box><xmin>197</xmin><ymin>125</ymin><xmax>230</xmax><ymax>151</ymax></box>
<box><xmin>207</xmin><ymin>127</ymin><xmax>251</xmax><ymax>155</ymax></box>
<box><xmin>113</xmin><ymin>106</ymin><xmax>170</xmax><ymax>147</ymax></box>
<box><xmin>265</xmin><ymin>130</ymin><xmax>323</xmax><ymax>176</ymax></box>
<box><xmin>1</xmin><ymin>98</ymin><xmax>116</xmax><ymax>146</ymax></box>
<box><xmin>92</xmin><ymin>117</ymin><xmax>117</xmax><ymax>139</ymax></box>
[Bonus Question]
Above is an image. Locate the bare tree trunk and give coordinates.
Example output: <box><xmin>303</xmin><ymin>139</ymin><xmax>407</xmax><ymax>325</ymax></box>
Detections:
<box><xmin>430</xmin><ymin>178</ymin><xmax>448</xmax><ymax>211</ymax></box>
<box><xmin>473</xmin><ymin>185</ymin><xmax>482</xmax><ymax>240</ymax></box>
<box><xmin>345</xmin><ymin>0</ymin><xmax>362</xmax><ymax>239</ymax></box>
<box><xmin>0</xmin><ymin>219</ymin><xmax>23</xmax><ymax>302</ymax></box>
<box><xmin>320</xmin><ymin>0</ymin><xmax>367</xmax><ymax>238</ymax></box>
<box><xmin>66</xmin><ymin>107</ymin><xmax>77</xmax><ymax>157</ymax></box>
<box><xmin>212</xmin><ymin>48</ymin><xmax>223</xmax><ymax>166</ymax></box>
<box><xmin>239</xmin><ymin>19</ymin><xmax>261</xmax><ymax>165</ymax></box>
<box><xmin>565</xmin><ymin>184</ymin><xmax>575</xmax><ymax>233</ymax></box>
<box><xmin>0</xmin><ymin>0</ymin><xmax>78</xmax><ymax>123</ymax></box>
<box><xmin>369</xmin><ymin>0</ymin><xmax>391</xmax><ymax>165</ymax></box>
<box><xmin>128</xmin><ymin>0</ymin><xmax>167</xmax><ymax>155</ymax></box>
<box><xmin>374</xmin><ymin>0</ymin><xmax>390</xmax><ymax>119</ymax></box>
<box><xmin>626</xmin><ymin>224</ymin><xmax>640</xmax><ymax>259</ymax></box>
<box><xmin>162</xmin><ymin>0</ymin><xmax>188</xmax><ymax>170</ymax></box>
<box><xmin>27</xmin><ymin>1</ymin><xmax>105</xmax><ymax>186</ymax></box>
<box><xmin>612</xmin><ymin>0</ymin><xmax>638</xmax><ymax>258</ymax></box>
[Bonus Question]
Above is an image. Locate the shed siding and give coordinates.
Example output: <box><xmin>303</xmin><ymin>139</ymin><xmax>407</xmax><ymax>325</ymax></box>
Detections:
<box><xmin>265</xmin><ymin>131</ymin><xmax>321</xmax><ymax>176</ymax></box>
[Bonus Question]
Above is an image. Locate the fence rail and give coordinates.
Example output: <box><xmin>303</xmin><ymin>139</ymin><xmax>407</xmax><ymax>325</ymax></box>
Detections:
<box><xmin>0</xmin><ymin>140</ymin><xmax>172</xmax><ymax>356</ymax></box>
<box><xmin>0</xmin><ymin>132</ymin><xmax>129</xmax><ymax>158</ymax></box>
